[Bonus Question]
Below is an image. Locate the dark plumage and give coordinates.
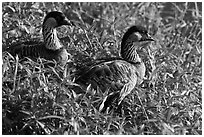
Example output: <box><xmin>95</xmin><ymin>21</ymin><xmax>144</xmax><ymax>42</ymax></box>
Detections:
<box><xmin>75</xmin><ymin>25</ymin><xmax>154</xmax><ymax>112</ymax></box>
<box><xmin>6</xmin><ymin>11</ymin><xmax>73</xmax><ymax>66</ymax></box>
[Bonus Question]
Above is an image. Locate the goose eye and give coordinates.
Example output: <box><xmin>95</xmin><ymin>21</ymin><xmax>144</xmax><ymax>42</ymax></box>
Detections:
<box><xmin>134</xmin><ymin>32</ymin><xmax>142</xmax><ymax>41</ymax></box>
<box><xmin>56</xmin><ymin>16</ymin><xmax>62</xmax><ymax>22</ymax></box>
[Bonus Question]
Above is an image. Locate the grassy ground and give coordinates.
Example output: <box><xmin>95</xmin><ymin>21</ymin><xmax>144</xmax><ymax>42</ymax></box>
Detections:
<box><xmin>2</xmin><ymin>2</ymin><xmax>202</xmax><ymax>135</ymax></box>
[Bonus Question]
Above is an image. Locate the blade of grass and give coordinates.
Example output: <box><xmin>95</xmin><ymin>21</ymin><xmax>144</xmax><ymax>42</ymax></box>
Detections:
<box><xmin>12</xmin><ymin>55</ymin><xmax>19</xmax><ymax>94</ymax></box>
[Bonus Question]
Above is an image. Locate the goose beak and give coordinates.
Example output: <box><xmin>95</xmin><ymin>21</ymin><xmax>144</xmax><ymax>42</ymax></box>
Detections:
<box><xmin>140</xmin><ymin>33</ymin><xmax>154</xmax><ymax>49</ymax></box>
<box><xmin>63</xmin><ymin>17</ymin><xmax>75</xmax><ymax>26</ymax></box>
<box><xmin>144</xmin><ymin>33</ymin><xmax>155</xmax><ymax>41</ymax></box>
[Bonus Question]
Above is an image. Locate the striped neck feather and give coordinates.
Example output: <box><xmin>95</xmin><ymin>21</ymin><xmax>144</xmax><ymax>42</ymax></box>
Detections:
<box><xmin>42</xmin><ymin>24</ymin><xmax>63</xmax><ymax>50</ymax></box>
<box><xmin>121</xmin><ymin>42</ymin><xmax>142</xmax><ymax>63</ymax></box>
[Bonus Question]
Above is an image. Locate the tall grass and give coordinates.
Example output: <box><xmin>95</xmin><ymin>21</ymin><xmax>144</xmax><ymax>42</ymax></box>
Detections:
<box><xmin>2</xmin><ymin>2</ymin><xmax>202</xmax><ymax>135</ymax></box>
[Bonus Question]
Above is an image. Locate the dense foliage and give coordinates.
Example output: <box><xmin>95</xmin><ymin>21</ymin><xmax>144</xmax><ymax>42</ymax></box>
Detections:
<box><xmin>2</xmin><ymin>2</ymin><xmax>202</xmax><ymax>135</ymax></box>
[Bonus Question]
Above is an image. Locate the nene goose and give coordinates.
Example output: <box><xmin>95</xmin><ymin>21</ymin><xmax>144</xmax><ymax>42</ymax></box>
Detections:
<box><xmin>6</xmin><ymin>11</ymin><xmax>73</xmax><ymax>66</ymax></box>
<box><xmin>75</xmin><ymin>25</ymin><xmax>154</xmax><ymax>112</ymax></box>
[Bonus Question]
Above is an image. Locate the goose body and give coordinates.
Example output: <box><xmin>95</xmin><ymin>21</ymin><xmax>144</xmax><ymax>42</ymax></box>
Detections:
<box><xmin>76</xmin><ymin>26</ymin><xmax>154</xmax><ymax>112</ymax></box>
<box><xmin>6</xmin><ymin>11</ymin><xmax>73</xmax><ymax>66</ymax></box>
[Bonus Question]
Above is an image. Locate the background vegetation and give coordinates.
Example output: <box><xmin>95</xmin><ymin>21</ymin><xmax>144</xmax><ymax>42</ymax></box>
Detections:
<box><xmin>2</xmin><ymin>2</ymin><xmax>202</xmax><ymax>135</ymax></box>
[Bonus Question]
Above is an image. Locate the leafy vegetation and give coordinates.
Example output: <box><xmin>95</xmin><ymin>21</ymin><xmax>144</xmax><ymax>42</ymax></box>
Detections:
<box><xmin>2</xmin><ymin>2</ymin><xmax>202</xmax><ymax>135</ymax></box>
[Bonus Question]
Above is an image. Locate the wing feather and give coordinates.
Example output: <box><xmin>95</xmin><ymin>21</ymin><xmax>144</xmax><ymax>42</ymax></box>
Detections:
<box><xmin>76</xmin><ymin>60</ymin><xmax>139</xmax><ymax>111</ymax></box>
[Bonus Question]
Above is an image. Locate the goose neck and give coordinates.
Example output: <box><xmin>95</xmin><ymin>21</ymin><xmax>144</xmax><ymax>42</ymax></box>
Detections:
<box><xmin>42</xmin><ymin>25</ymin><xmax>63</xmax><ymax>50</ymax></box>
<box><xmin>121</xmin><ymin>43</ymin><xmax>142</xmax><ymax>63</ymax></box>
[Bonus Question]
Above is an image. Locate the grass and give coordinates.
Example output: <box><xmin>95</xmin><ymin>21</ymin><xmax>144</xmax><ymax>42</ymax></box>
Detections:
<box><xmin>2</xmin><ymin>2</ymin><xmax>202</xmax><ymax>135</ymax></box>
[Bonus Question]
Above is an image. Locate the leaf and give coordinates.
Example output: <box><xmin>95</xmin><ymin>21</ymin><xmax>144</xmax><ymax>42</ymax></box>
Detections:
<box><xmin>38</xmin><ymin>115</ymin><xmax>68</xmax><ymax>122</ymax></box>
<box><xmin>69</xmin><ymin>117</ymin><xmax>79</xmax><ymax>133</ymax></box>
<box><xmin>19</xmin><ymin>25</ymin><xmax>30</xmax><ymax>34</ymax></box>
<box><xmin>36</xmin><ymin>120</ymin><xmax>45</xmax><ymax>129</ymax></box>
<box><xmin>162</xmin><ymin>122</ymin><xmax>174</xmax><ymax>135</ymax></box>
<box><xmin>4</xmin><ymin>5</ymin><xmax>15</xmax><ymax>13</ymax></box>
